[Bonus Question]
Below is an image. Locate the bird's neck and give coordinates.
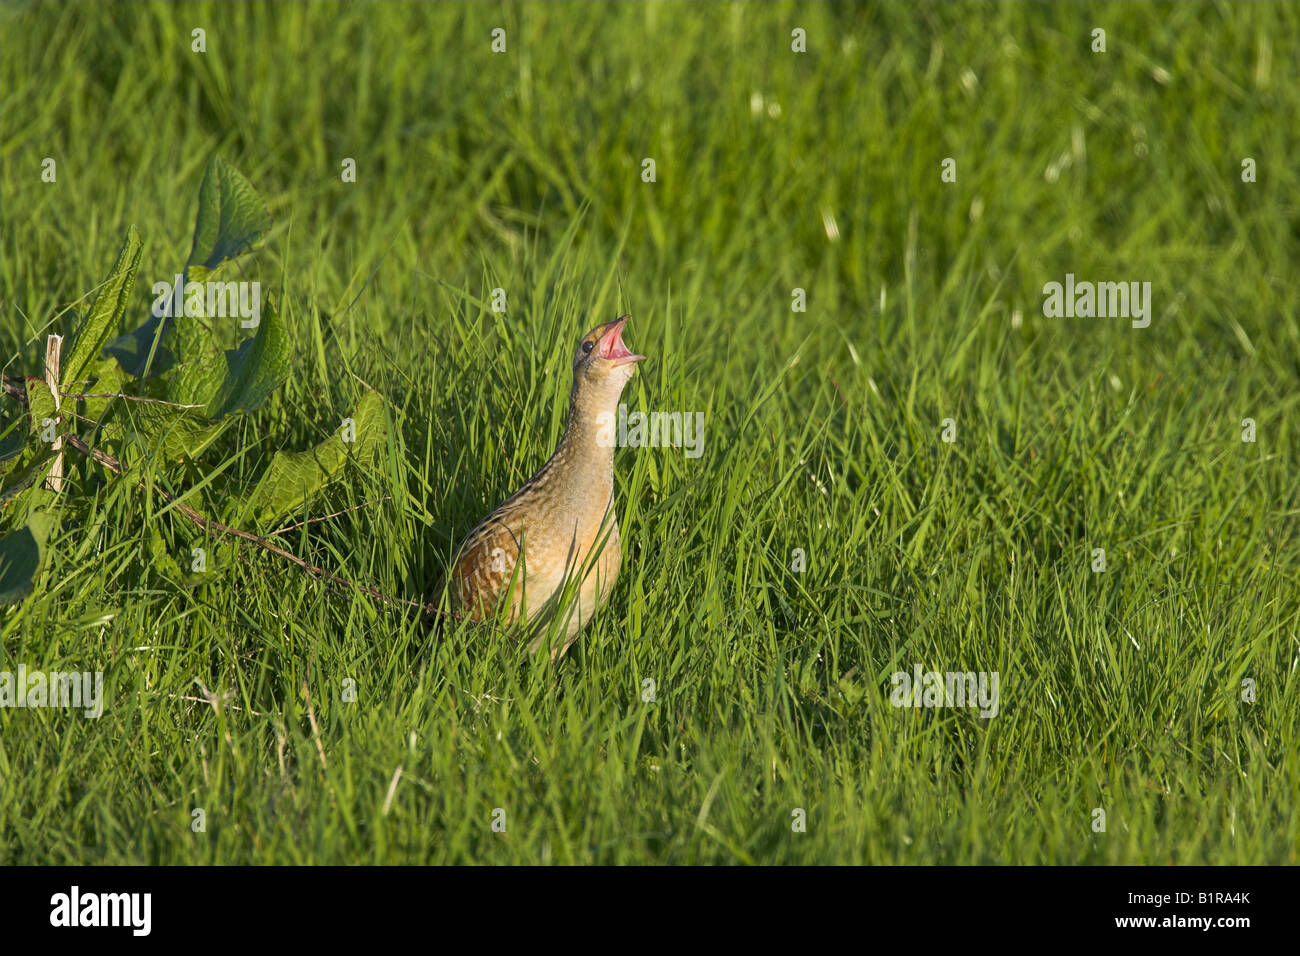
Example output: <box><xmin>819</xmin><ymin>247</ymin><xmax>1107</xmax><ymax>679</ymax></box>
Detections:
<box><xmin>544</xmin><ymin>380</ymin><xmax>621</xmax><ymax>503</ymax></box>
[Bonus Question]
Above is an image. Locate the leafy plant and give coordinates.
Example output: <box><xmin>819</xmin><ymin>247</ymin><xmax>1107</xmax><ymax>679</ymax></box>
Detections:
<box><xmin>0</xmin><ymin>157</ymin><xmax>386</xmax><ymax>603</ymax></box>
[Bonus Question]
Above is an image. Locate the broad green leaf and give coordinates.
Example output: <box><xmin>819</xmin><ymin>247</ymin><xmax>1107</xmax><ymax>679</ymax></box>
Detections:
<box><xmin>235</xmin><ymin>391</ymin><xmax>386</xmax><ymax>526</ymax></box>
<box><xmin>170</xmin><ymin>158</ymin><xmax>271</xmax><ymax>408</ymax></box>
<box><xmin>0</xmin><ymin>506</ymin><xmax>58</xmax><ymax>604</ymax></box>
<box><xmin>120</xmin><ymin>400</ymin><xmax>229</xmax><ymax>463</ymax></box>
<box><xmin>105</xmin><ymin>157</ymin><xmax>270</xmax><ymax>388</ymax></box>
<box><xmin>208</xmin><ymin>296</ymin><xmax>290</xmax><ymax>419</ymax></box>
<box><xmin>72</xmin><ymin>354</ymin><xmax>132</xmax><ymax>425</ymax></box>
<box><xmin>0</xmin><ymin>525</ymin><xmax>40</xmax><ymax>603</ymax></box>
<box><xmin>26</xmin><ymin>378</ymin><xmax>58</xmax><ymax>440</ymax></box>
<box><xmin>186</xmin><ymin>157</ymin><xmax>272</xmax><ymax>273</ymax></box>
<box><xmin>164</xmin><ymin>273</ymin><xmax>233</xmax><ymax>410</ymax></box>
<box><xmin>25</xmin><ymin>508</ymin><xmax>58</xmax><ymax>548</ymax></box>
<box><xmin>65</xmin><ymin>227</ymin><xmax>144</xmax><ymax>391</ymax></box>
<box><xmin>122</xmin><ymin>296</ymin><xmax>286</xmax><ymax>459</ymax></box>
<box><xmin>102</xmin><ymin>313</ymin><xmax>176</xmax><ymax>378</ymax></box>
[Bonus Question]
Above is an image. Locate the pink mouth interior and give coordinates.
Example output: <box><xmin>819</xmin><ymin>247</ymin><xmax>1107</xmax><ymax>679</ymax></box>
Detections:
<box><xmin>600</xmin><ymin>321</ymin><xmax>637</xmax><ymax>360</ymax></box>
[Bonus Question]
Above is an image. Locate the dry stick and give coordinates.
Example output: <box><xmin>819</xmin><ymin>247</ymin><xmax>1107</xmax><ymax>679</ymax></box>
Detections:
<box><xmin>63</xmin><ymin>434</ymin><xmax>445</xmax><ymax>620</ymax></box>
<box><xmin>1</xmin><ymin>379</ymin><xmax>201</xmax><ymax>408</ymax></box>
<box><xmin>1</xmin><ymin>376</ymin><xmax>26</xmax><ymax>403</ymax></box>
<box><xmin>44</xmin><ymin>335</ymin><xmax>64</xmax><ymax>492</ymax></box>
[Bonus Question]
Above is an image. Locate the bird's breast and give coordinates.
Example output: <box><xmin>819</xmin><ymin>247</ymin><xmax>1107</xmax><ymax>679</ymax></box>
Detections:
<box><xmin>447</xmin><ymin>461</ymin><xmax>621</xmax><ymax>639</ymax></box>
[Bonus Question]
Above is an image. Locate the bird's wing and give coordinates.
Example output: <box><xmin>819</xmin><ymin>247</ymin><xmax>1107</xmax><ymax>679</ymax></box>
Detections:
<box><xmin>447</xmin><ymin>507</ymin><xmax>534</xmax><ymax>618</ymax></box>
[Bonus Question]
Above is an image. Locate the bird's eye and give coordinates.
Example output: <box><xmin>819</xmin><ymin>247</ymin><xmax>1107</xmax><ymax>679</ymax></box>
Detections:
<box><xmin>582</xmin><ymin>341</ymin><xmax>594</xmax><ymax>354</ymax></box>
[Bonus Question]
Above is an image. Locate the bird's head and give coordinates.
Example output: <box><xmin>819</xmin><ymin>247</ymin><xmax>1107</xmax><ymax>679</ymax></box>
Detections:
<box><xmin>571</xmin><ymin>315</ymin><xmax>645</xmax><ymax>399</ymax></box>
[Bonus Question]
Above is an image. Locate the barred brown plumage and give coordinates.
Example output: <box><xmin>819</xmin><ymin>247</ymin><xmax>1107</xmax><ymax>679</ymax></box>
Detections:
<box><xmin>442</xmin><ymin>315</ymin><xmax>645</xmax><ymax>656</ymax></box>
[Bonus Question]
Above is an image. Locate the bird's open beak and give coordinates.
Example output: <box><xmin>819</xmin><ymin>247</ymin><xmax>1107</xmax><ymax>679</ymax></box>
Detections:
<box><xmin>599</xmin><ymin>315</ymin><xmax>646</xmax><ymax>367</ymax></box>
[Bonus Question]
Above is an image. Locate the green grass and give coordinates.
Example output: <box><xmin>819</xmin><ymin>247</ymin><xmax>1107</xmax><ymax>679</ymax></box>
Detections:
<box><xmin>2</xmin><ymin>0</ymin><xmax>1298</xmax><ymax>864</ymax></box>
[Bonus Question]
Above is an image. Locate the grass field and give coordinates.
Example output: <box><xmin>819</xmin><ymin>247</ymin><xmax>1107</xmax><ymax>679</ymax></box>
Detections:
<box><xmin>1</xmin><ymin>0</ymin><xmax>1298</xmax><ymax>864</ymax></box>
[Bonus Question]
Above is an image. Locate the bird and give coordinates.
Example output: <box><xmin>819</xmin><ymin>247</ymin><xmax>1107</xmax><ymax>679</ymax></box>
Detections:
<box><xmin>442</xmin><ymin>315</ymin><xmax>645</xmax><ymax>656</ymax></box>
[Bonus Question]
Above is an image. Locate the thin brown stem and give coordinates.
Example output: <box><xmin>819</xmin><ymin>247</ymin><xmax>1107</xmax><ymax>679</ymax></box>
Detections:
<box><xmin>65</xmin><ymin>393</ymin><xmax>205</xmax><ymax>408</ymax></box>
<box><xmin>269</xmin><ymin>497</ymin><xmax>392</xmax><ymax>536</ymax></box>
